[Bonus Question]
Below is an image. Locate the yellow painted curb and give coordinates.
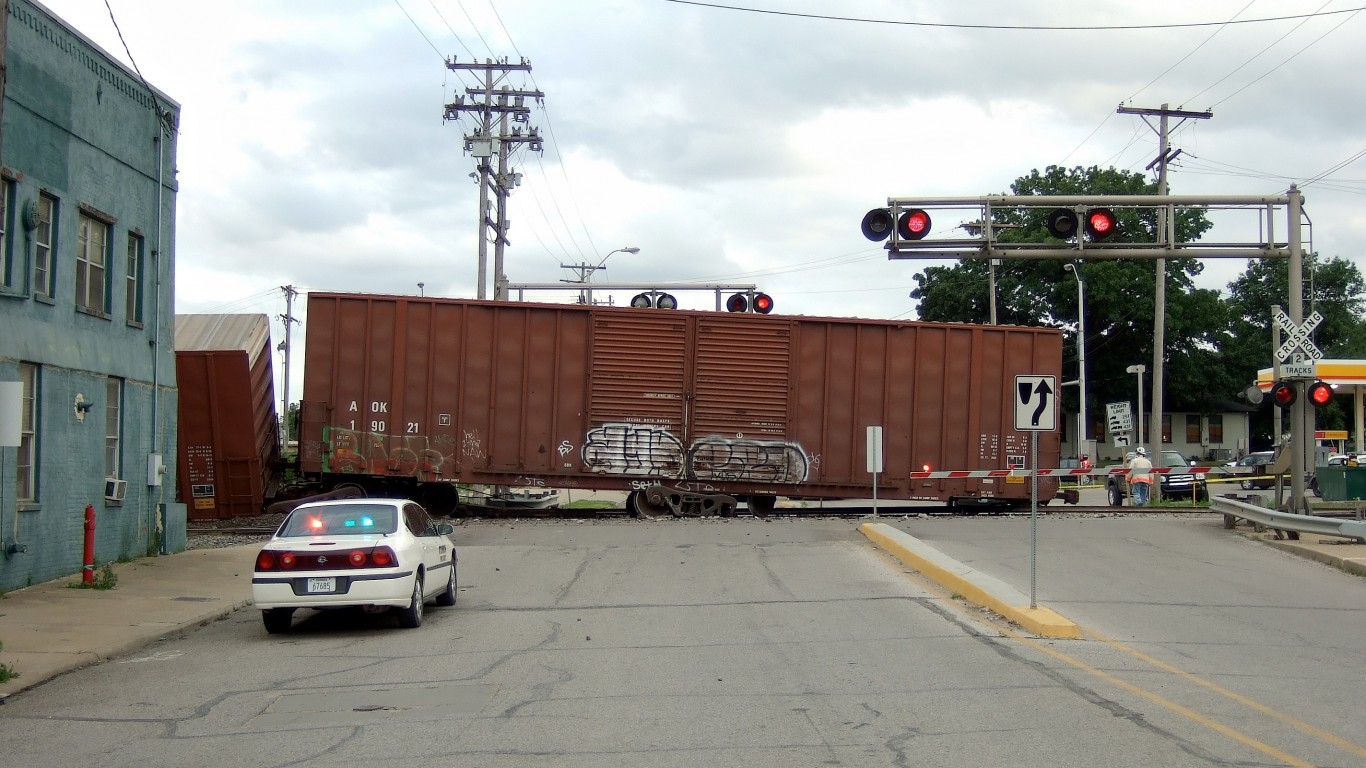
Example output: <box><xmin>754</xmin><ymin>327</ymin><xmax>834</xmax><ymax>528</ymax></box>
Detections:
<box><xmin>860</xmin><ymin>522</ymin><xmax>1081</xmax><ymax>639</ymax></box>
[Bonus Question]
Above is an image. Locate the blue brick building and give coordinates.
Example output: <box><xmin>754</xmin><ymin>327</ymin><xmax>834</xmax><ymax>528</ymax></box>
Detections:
<box><xmin>0</xmin><ymin>0</ymin><xmax>184</xmax><ymax>591</ymax></box>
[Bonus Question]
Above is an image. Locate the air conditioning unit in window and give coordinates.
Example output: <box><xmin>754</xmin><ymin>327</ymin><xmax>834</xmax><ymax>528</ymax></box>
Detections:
<box><xmin>104</xmin><ymin>478</ymin><xmax>127</xmax><ymax>502</ymax></box>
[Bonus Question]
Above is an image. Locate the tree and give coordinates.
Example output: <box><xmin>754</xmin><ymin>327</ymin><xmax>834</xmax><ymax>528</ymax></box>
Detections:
<box><xmin>909</xmin><ymin>165</ymin><xmax>1222</xmax><ymax>440</ymax></box>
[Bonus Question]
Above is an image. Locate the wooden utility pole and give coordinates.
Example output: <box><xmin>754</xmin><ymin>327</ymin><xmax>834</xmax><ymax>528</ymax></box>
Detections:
<box><xmin>1116</xmin><ymin>103</ymin><xmax>1212</xmax><ymax>468</ymax></box>
<box><xmin>444</xmin><ymin>58</ymin><xmax>543</xmax><ymax>300</ymax></box>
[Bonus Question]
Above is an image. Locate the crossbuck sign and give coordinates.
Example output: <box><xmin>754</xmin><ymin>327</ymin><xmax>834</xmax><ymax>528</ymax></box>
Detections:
<box><xmin>1273</xmin><ymin>307</ymin><xmax>1323</xmax><ymax>363</ymax></box>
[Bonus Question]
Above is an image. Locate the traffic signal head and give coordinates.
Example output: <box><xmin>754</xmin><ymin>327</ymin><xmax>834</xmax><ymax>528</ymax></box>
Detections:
<box><xmin>1045</xmin><ymin>207</ymin><xmax>1118</xmax><ymax>241</ymax></box>
<box><xmin>861</xmin><ymin>208</ymin><xmax>894</xmax><ymax>241</ymax></box>
<box><xmin>897</xmin><ymin>209</ymin><xmax>932</xmax><ymax>240</ymax></box>
<box><xmin>630</xmin><ymin>292</ymin><xmax>678</xmax><ymax>310</ymax></box>
<box><xmin>1307</xmin><ymin>380</ymin><xmax>1333</xmax><ymax>408</ymax></box>
<box><xmin>726</xmin><ymin>292</ymin><xmax>774</xmax><ymax>314</ymax></box>
<box><xmin>1270</xmin><ymin>381</ymin><xmax>1297</xmax><ymax>407</ymax></box>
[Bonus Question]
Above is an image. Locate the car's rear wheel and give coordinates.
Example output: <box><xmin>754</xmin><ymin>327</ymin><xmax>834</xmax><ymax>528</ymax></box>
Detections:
<box><xmin>436</xmin><ymin>565</ymin><xmax>457</xmax><ymax>606</ymax></box>
<box><xmin>397</xmin><ymin>573</ymin><xmax>424</xmax><ymax>628</ymax></box>
<box><xmin>262</xmin><ymin>608</ymin><xmax>294</xmax><ymax>634</ymax></box>
<box><xmin>1107</xmin><ymin>483</ymin><xmax>1124</xmax><ymax>507</ymax></box>
<box><xmin>1240</xmin><ymin>479</ymin><xmax>1254</xmax><ymax>490</ymax></box>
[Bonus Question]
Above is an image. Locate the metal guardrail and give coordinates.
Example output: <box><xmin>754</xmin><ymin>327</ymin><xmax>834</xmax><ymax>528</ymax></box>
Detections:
<box><xmin>1211</xmin><ymin>495</ymin><xmax>1366</xmax><ymax>543</ymax></box>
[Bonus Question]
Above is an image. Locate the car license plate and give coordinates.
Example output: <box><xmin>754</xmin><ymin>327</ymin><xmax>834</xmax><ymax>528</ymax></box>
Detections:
<box><xmin>307</xmin><ymin>577</ymin><xmax>335</xmax><ymax>594</ymax></box>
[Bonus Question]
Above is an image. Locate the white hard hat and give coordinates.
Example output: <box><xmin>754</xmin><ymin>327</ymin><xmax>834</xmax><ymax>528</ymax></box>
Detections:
<box><xmin>1136</xmin><ymin>447</ymin><xmax>1147</xmax><ymax>456</ymax></box>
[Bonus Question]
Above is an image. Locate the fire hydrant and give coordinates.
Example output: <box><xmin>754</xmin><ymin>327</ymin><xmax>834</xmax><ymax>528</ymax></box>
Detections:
<box><xmin>83</xmin><ymin>503</ymin><xmax>96</xmax><ymax>585</ymax></box>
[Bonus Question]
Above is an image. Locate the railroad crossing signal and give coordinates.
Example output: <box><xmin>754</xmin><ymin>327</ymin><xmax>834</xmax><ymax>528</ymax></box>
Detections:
<box><xmin>1014</xmin><ymin>375</ymin><xmax>1056</xmax><ymax>431</ymax></box>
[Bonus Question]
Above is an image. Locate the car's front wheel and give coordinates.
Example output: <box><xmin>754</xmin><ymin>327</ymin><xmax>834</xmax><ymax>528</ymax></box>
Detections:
<box><xmin>262</xmin><ymin>608</ymin><xmax>295</xmax><ymax>635</ymax></box>
<box><xmin>397</xmin><ymin>573</ymin><xmax>424</xmax><ymax>628</ymax></box>
<box><xmin>1240</xmin><ymin>479</ymin><xmax>1254</xmax><ymax>490</ymax></box>
<box><xmin>436</xmin><ymin>565</ymin><xmax>457</xmax><ymax>607</ymax></box>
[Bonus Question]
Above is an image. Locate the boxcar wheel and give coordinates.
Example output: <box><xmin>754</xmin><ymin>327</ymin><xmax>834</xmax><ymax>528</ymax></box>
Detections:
<box><xmin>262</xmin><ymin>608</ymin><xmax>294</xmax><ymax>634</ymax></box>
<box><xmin>627</xmin><ymin>491</ymin><xmax>670</xmax><ymax>518</ymax></box>
<box><xmin>746</xmin><ymin>495</ymin><xmax>776</xmax><ymax>517</ymax></box>
<box><xmin>436</xmin><ymin>565</ymin><xmax>457</xmax><ymax>606</ymax></box>
<box><xmin>397</xmin><ymin>573</ymin><xmax>424</xmax><ymax>628</ymax></box>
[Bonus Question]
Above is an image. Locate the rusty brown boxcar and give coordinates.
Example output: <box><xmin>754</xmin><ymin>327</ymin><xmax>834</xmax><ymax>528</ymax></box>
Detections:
<box><xmin>296</xmin><ymin>293</ymin><xmax>1062</xmax><ymax>515</ymax></box>
<box><xmin>175</xmin><ymin>314</ymin><xmax>281</xmax><ymax>520</ymax></box>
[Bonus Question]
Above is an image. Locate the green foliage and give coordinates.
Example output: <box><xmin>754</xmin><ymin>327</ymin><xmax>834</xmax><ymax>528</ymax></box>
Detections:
<box><xmin>66</xmin><ymin>563</ymin><xmax>118</xmax><ymax>591</ymax></box>
<box><xmin>0</xmin><ymin>641</ymin><xmax>18</xmax><ymax>683</ymax></box>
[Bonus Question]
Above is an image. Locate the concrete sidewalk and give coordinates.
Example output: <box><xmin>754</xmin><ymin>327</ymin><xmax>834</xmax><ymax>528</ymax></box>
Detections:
<box><xmin>0</xmin><ymin>544</ymin><xmax>259</xmax><ymax>699</ymax></box>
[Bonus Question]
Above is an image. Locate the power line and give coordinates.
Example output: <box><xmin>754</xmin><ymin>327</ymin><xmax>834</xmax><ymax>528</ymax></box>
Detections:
<box><xmin>662</xmin><ymin>0</ymin><xmax>1366</xmax><ymax>31</ymax></box>
<box><xmin>1183</xmin><ymin>0</ymin><xmax>1333</xmax><ymax>106</ymax></box>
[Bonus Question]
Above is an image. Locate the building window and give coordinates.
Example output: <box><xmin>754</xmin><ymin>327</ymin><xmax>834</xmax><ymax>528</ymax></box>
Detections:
<box><xmin>76</xmin><ymin>212</ymin><xmax>109</xmax><ymax>314</ymax></box>
<box><xmin>0</xmin><ymin>179</ymin><xmax>12</xmax><ymax>289</ymax></box>
<box><xmin>126</xmin><ymin>234</ymin><xmax>144</xmax><ymax>325</ymax></box>
<box><xmin>1185</xmin><ymin>415</ymin><xmax>1200</xmax><ymax>444</ymax></box>
<box><xmin>18</xmin><ymin>363</ymin><xmax>37</xmax><ymax>501</ymax></box>
<box><xmin>1161</xmin><ymin>414</ymin><xmax>1172</xmax><ymax>444</ymax></box>
<box><xmin>105</xmin><ymin>377</ymin><xmax>122</xmax><ymax>479</ymax></box>
<box><xmin>1209</xmin><ymin>414</ymin><xmax>1223</xmax><ymax>443</ymax></box>
<box><xmin>34</xmin><ymin>194</ymin><xmax>56</xmax><ymax>299</ymax></box>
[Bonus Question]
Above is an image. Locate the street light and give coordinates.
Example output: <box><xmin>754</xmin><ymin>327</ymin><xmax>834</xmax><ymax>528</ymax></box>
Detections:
<box><xmin>1064</xmin><ymin>263</ymin><xmax>1087</xmax><ymax>464</ymax></box>
<box><xmin>1126</xmin><ymin>364</ymin><xmax>1146</xmax><ymax>456</ymax></box>
<box><xmin>563</xmin><ymin>246</ymin><xmax>640</xmax><ymax>304</ymax></box>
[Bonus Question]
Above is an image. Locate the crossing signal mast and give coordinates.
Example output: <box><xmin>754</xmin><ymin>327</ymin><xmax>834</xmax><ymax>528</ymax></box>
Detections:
<box><xmin>863</xmin><ymin>187</ymin><xmax>1322</xmax><ymax>512</ymax></box>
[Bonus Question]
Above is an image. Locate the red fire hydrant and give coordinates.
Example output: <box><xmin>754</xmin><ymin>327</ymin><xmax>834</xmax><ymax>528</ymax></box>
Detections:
<box><xmin>83</xmin><ymin>503</ymin><xmax>96</xmax><ymax>585</ymax></box>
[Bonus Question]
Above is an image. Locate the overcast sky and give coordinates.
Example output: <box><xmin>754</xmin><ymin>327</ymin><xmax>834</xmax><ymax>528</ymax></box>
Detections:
<box><xmin>35</xmin><ymin>0</ymin><xmax>1366</xmax><ymax>404</ymax></box>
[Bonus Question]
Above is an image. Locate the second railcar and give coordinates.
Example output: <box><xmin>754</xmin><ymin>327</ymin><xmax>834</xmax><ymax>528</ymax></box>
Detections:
<box><xmin>296</xmin><ymin>293</ymin><xmax>1063</xmax><ymax>514</ymax></box>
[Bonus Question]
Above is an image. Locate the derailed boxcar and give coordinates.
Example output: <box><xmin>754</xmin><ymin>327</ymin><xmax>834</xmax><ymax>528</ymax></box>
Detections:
<box><xmin>296</xmin><ymin>293</ymin><xmax>1062</xmax><ymax>515</ymax></box>
<box><xmin>175</xmin><ymin>314</ymin><xmax>281</xmax><ymax>520</ymax></box>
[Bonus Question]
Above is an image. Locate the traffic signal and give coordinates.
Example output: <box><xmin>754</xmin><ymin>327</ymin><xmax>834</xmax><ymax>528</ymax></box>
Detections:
<box><xmin>726</xmin><ymin>292</ymin><xmax>774</xmax><ymax>314</ymax></box>
<box><xmin>630</xmin><ymin>292</ymin><xmax>678</xmax><ymax>310</ymax></box>
<box><xmin>1307</xmin><ymin>380</ymin><xmax>1333</xmax><ymax>408</ymax></box>
<box><xmin>1044</xmin><ymin>207</ymin><xmax>1118</xmax><ymax>241</ymax></box>
<box><xmin>861</xmin><ymin>208</ymin><xmax>931</xmax><ymax>241</ymax></box>
<box><xmin>1270</xmin><ymin>381</ymin><xmax>1297</xmax><ymax>407</ymax></box>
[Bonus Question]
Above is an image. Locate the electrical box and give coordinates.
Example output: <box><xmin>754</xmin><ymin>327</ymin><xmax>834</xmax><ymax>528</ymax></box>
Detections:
<box><xmin>147</xmin><ymin>453</ymin><xmax>165</xmax><ymax>487</ymax></box>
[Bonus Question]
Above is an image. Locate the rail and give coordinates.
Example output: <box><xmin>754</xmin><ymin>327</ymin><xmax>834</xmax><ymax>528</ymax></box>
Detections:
<box><xmin>1210</xmin><ymin>495</ymin><xmax>1366</xmax><ymax>543</ymax></box>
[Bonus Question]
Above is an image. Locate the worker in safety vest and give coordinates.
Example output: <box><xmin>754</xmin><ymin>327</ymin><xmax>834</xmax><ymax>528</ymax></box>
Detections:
<box><xmin>1127</xmin><ymin>447</ymin><xmax>1154</xmax><ymax>506</ymax></box>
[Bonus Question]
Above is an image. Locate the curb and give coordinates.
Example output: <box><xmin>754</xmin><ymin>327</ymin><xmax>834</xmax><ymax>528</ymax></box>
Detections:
<box><xmin>860</xmin><ymin>522</ymin><xmax>1081</xmax><ymax>638</ymax></box>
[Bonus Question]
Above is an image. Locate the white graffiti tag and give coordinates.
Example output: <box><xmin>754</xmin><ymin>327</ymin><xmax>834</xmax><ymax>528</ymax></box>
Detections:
<box><xmin>582</xmin><ymin>423</ymin><xmax>685</xmax><ymax>477</ymax></box>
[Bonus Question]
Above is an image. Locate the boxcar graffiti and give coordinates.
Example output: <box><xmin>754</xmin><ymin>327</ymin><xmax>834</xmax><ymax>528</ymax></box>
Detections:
<box><xmin>276</xmin><ymin>292</ymin><xmax>1063</xmax><ymax>516</ymax></box>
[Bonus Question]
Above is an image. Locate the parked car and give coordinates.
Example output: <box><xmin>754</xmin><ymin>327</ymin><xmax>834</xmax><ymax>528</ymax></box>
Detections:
<box><xmin>1105</xmin><ymin>450</ymin><xmax>1207</xmax><ymax>505</ymax></box>
<box><xmin>251</xmin><ymin>499</ymin><xmax>457</xmax><ymax>633</ymax></box>
<box><xmin>1233</xmin><ymin>451</ymin><xmax>1277</xmax><ymax>490</ymax></box>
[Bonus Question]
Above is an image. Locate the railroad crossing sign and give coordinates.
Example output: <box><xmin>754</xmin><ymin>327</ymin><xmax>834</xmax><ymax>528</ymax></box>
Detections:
<box><xmin>1013</xmin><ymin>375</ymin><xmax>1056</xmax><ymax>431</ymax></box>
<box><xmin>1273</xmin><ymin>307</ymin><xmax>1323</xmax><ymax>363</ymax></box>
<box><xmin>1105</xmin><ymin>401</ymin><xmax>1133</xmax><ymax>434</ymax></box>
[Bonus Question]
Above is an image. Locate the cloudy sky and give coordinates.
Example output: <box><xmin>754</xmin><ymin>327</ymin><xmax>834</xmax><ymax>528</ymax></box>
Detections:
<box><xmin>36</xmin><ymin>0</ymin><xmax>1366</xmax><ymax>402</ymax></box>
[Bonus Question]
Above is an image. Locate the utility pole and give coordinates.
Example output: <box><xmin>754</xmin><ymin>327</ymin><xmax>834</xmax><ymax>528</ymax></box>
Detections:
<box><xmin>278</xmin><ymin>285</ymin><xmax>300</xmax><ymax>445</ymax></box>
<box><xmin>444</xmin><ymin>58</ymin><xmax>544</xmax><ymax>300</ymax></box>
<box><xmin>1117</xmin><ymin>103</ymin><xmax>1211</xmax><ymax>470</ymax></box>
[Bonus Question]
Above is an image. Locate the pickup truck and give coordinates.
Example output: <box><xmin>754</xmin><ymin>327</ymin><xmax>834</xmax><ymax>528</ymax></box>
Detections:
<box><xmin>1105</xmin><ymin>450</ymin><xmax>1208</xmax><ymax>506</ymax></box>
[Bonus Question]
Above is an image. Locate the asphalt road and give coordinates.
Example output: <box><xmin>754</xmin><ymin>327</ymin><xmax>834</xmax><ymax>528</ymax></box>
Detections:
<box><xmin>1</xmin><ymin>516</ymin><xmax>1362</xmax><ymax>768</ymax></box>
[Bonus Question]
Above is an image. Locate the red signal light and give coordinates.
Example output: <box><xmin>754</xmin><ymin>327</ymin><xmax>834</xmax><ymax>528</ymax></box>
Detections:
<box><xmin>1307</xmin><ymin>380</ymin><xmax>1333</xmax><ymax>408</ymax></box>
<box><xmin>752</xmin><ymin>293</ymin><xmax>773</xmax><ymax>314</ymax></box>
<box><xmin>1085</xmin><ymin>208</ymin><xmax>1117</xmax><ymax>240</ymax></box>
<box><xmin>897</xmin><ymin>209</ymin><xmax>932</xmax><ymax>240</ymax></box>
<box><xmin>1270</xmin><ymin>381</ymin><xmax>1297</xmax><ymax>407</ymax></box>
<box><xmin>370</xmin><ymin>547</ymin><xmax>395</xmax><ymax>567</ymax></box>
<box><xmin>255</xmin><ymin>551</ymin><xmax>276</xmax><ymax>571</ymax></box>
<box><xmin>278</xmin><ymin>551</ymin><xmax>297</xmax><ymax>570</ymax></box>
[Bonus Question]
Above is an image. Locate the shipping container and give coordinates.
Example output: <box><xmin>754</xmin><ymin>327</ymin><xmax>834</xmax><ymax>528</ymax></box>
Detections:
<box><xmin>297</xmin><ymin>293</ymin><xmax>1063</xmax><ymax>514</ymax></box>
<box><xmin>175</xmin><ymin>314</ymin><xmax>281</xmax><ymax>520</ymax></box>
